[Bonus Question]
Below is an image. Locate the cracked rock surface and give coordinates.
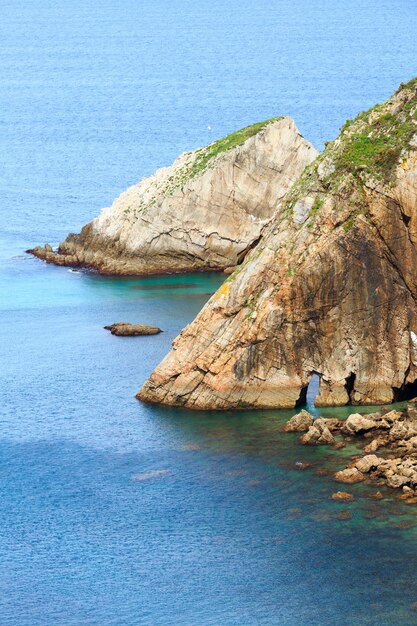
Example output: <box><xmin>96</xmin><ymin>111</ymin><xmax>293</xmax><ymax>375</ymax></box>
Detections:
<box><xmin>139</xmin><ymin>78</ymin><xmax>417</xmax><ymax>409</ymax></box>
<box><xmin>28</xmin><ymin>117</ymin><xmax>316</xmax><ymax>275</ymax></box>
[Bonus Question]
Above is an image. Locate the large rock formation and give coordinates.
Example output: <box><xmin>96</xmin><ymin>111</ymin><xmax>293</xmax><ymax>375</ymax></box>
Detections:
<box><xmin>28</xmin><ymin>117</ymin><xmax>316</xmax><ymax>274</ymax></box>
<box><xmin>138</xmin><ymin>78</ymin><xmax>417</xmax><ymax>409</ymax></box>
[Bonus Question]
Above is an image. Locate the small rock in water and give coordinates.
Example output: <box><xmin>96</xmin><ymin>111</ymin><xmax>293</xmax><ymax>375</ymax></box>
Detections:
<box><xmin>315</xmin><ymin>468</ymin><xmax>334</xmax><ymax>476</ymax></box>
<box><xmin>294</xmin><ymin>461</ymin><xmax>311</xmax><ymax>470</ymax></box>
<box><xmin>369</xmin><ymin>491</ymin><xmax>384</xmax><ymax>500</ymax></box>
<box><xmin>393</xmin><ymin>520</ymin><xmax>415</xmax><ymax>529</ymax></box>
<box><xmin>331</xmin><ymin>491</ymin><xmax>355</xmax><ymax>501</ymax></box>
<box><xmin>282</xmin><ymin>409</ymin><xmax>314</xmax><ymax>432</ymax></box>
<box><xmin>334</xmin><ymin>467</ymin><xmax>365</xmax><ymax>484</ymax></box>
<box><xmin>104</xmin><ymin>322</ymin><xmax>162</xmax><ymax>336</ymax></box>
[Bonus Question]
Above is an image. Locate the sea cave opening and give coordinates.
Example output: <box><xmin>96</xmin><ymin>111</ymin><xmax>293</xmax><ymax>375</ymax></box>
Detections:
<box><xmin>295</xmin><ymin>372</ymin><xmax>321</xmax><ymax>408</ymax></box>
<box><xmin>345</xmin><ymin>372</ymin><xmax>356</xmax><ymax>405</ymax></box>
<box><xmin>392</xmin><ymin>378</ymin><xmax>417</xmax><ymax>402</ymax></box>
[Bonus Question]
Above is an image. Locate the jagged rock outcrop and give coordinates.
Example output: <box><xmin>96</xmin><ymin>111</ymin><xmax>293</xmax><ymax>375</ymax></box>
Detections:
<box><xmin>28</xmin><ymin>118</ymin><xmax>316</xmax><ymax>274</ymax></box>
<box><xmin>138</xmin><ymin>78</ymin><xmax>417</xmax><ymax>409</ymax></box>
<box><xmin>282</xmin><ymin>409</ymin><xmax>314</xmax><ymax>432</ymax></box>
<box><xmin>299</xmin><ymin>418</ymin><xmax>335</xmax><ymax>445</ymax></box>
<box><xmin>287</xmin><ymin>403</ymin><xmax>417</xmax><ymax>499</ymax></box>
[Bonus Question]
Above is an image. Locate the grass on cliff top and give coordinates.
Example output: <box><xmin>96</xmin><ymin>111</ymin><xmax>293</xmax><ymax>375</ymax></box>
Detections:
<box><xmin>187</xmin><ymin>116</ymin><xmax>283</xmax><ymax>180</ymax></box>
<box><xmin>338</xmin><ymin>111</ymin><xmax>417</xmax><ymax>182</ymax></box>
<box><xmin>337</xmin><ymin>79</ymin><xmax>417</xmax><ymax>182</ymax></box>
<box><xmin>395</xmin><ymin>75</ymin><xmax>417</xmax><ymax>93</ymax></box>
<box><xmin>281</xmin><ymin>78</ymin><xmax>417</xmax><ymax>225</ymax></box>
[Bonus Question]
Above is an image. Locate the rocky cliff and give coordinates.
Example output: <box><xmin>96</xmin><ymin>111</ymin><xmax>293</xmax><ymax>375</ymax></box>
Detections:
<box><xmin>138</xmin><ymin>78</ymin><xmax>417</xmax><ymax>409</ymax></box>
<box><xmin>28</xmin><ymin>118</ymin><xmax>316</xmax><ymax>274</ymax></box>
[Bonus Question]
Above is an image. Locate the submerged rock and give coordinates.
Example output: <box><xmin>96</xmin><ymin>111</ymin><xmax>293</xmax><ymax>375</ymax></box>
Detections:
<box><xmin>139</xmin><ymin>78</ymin><xmax>417</xmax><ymax>410</ymax></box>
<box><xmin>104</xmin><ymin>322</ymin><xmax>162</xmax><ymax>336</ymax></box>
<box><xmin>369</xmin><ymin>491</ymin><xmax>384</xmax><ymax>500</ymax></box>
<box><xmin>28</xmin><ymin>118</ymin><xmax>316</xmax><ymax>275</ymax></box>
<box><xmin>294</xmin><ymin>461</ymin><xmax>311</xmax><ymax>470</ymax></box>
<box><xmin>335</xmin><ymin>510</ymin><xmax>352</xmax><ymax>520</ymax></box>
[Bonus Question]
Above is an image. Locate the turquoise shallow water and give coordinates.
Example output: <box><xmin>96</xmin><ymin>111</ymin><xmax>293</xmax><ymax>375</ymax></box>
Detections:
<box><xmin>2</xmin><ymin>1</ymin><xmax>417</xmax><ymax>624</ymax></box>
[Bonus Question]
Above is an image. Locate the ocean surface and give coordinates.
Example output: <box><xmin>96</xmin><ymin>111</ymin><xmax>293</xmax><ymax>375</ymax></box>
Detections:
<box><xmin>1</xmin><ymin>1</ymin><xmax>417</xmax><ymax>624</ymax></box>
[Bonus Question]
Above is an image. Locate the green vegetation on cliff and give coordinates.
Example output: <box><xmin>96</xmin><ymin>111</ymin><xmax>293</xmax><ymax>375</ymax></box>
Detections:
<box><xmin>187</xmin><ymin>117</ymin><xmax>283</xmax><ymax>180</ymax></box>
<box><xmin>282</xmin><ymin>78</ymin><xmax>417</xmax><ymax>224</ymax></box>
<box><xmin>338</xmin><ymin>111</ymin><xmax>417</xmax><ymax>182</ymax></box>
<box><xmin>335</xmin><ymin>80</ymin><xmax>417</xmax><ymax>183</ymax></box>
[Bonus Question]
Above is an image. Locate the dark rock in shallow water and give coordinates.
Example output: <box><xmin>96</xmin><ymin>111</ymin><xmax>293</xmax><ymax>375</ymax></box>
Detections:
<box><xmin>369</xmin><ymin>491</ymin><xmax>384</xmax><ymax>500</ymax></box>
<box><xmin>335</xmin><ymin>510</ymin><xmax>352</xmax><ymax>521</ymax></box>
<box><xmin>104</xmin><ymin>322</ymin><xmax>162</xmax><ymax>336</ymax></box>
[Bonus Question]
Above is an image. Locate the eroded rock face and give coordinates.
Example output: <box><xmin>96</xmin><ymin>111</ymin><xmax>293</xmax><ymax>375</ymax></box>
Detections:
<box><xmin>139</xmin><ymin>78</ymin><xmax>417</xmax><ymax>409</ymax></box>
<box><xmin>28</xmin><ymin>117</ymin><xmax>316</xmax><ymax>274</ymax></box>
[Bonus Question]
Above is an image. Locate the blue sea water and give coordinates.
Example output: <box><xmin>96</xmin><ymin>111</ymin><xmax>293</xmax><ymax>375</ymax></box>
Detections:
<box><xmin>1</xmin><ymin>1</ymin><xmax>417</xmax><ymax>624</ymax></box>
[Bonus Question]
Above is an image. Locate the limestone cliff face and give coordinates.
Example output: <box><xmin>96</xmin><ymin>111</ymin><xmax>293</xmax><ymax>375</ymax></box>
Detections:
<box><xmin>28</xmin><ymin>118</ymin><xmax>316</xmax><ymax>274</ymax></box>
<box><xmin>138</xmin><ymin>78</ymin><xmax>417</xmax><ymax>409</ymax></box>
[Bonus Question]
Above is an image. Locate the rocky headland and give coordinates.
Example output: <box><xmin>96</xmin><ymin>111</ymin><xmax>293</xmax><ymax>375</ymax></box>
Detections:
<box><xmin>28</xmin><ymin>117</ymin><xmax>316</xmax><ymax>274</ymax></box>
<box><xmin>139</xmin><ymin>78</ymin><xmax>417</xmax><ymax>410</ymax></box>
